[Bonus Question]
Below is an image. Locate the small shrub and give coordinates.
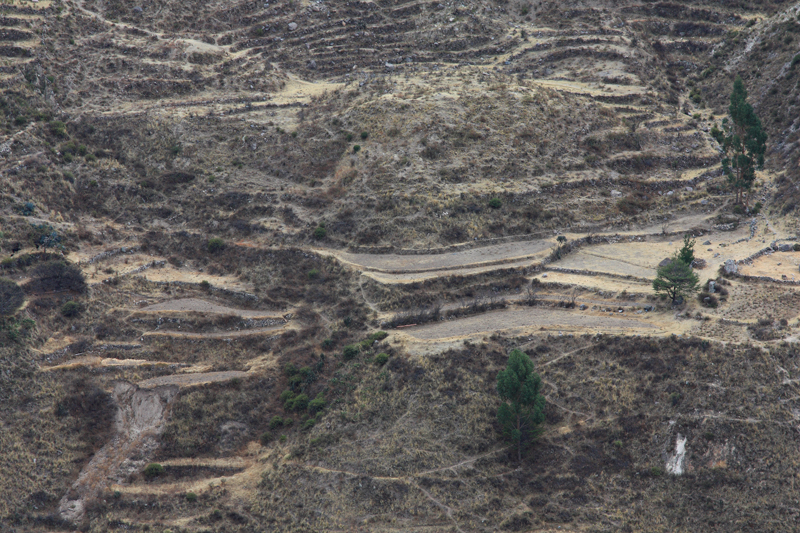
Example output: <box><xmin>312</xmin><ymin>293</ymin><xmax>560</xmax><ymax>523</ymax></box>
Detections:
<box><xmin>369</xmin><ymin>331</ymin><xmax>389</xmax><ymax>342</ymax></box>
<box><xmin>259</xmin><ymin>432</ymin><xmax>274</xmax><ymax>445</ymax></box>
<box><xmin>199</xmin><ymin>280</ymin><xmax>211</xmax><ymax>290</ymax></box>
<box><xmin>280</xmin><ymin>435</ymin><xmax>288</xmax><ymax>442</ymax></box>
<box><xmin>650</xmin><ymin>466</ymin><xmax>664</xmax><ymax>477</ymax></box>
<box><xmin>0</xmin><ymin>278</ymin><xmax>25</xmax><ymax>316</ymax></box>
<box><xmin>374</xmin><ymin>352</ymin><xmax>389</xmax><ymax>366</ymax></box>
<box><xmin>279</xmin><ymin>390</ymin><xmax>295</xmax><ymax>403</ymax></box>
<box><xmin>353</xmin><ymin>145</ymin><xmax>361</xmax><ymax>153</ymax></box>
<box><xmin>342</xmin><ymin>344</ymin><xmax>360</xmax><ymax>360</ymax></box>
<box><xmin>207</xmin><ymin>237</ymin><xmax>225</xmax><ymax>253</ymax></box>
<box><xmin>732</xmin><ymin>204</ymin><xmax>745</xmax><ymax>215</ymax></box>
<box><xmin>210</xmin><ymin>509</ymin><xmax>223</xmax><ymax>521</ymax></box>
<box><xmin>308</xmin><ymin>268</ymin><xmax>320</xmax><ymax>280</ymax></box>
<box><xmin>794</xmin><ymin>243</ymin><xmax>800</xmax><ymax>252</ymax></box>
<box><xmin>488</xmin><ymin>197</ymin><xmax>502</xmax><ymax>209</ymax></box>
<box><xmin>751</xmin><ymin>201</ymin><xmax>762</xmax><ymax>215</ymax></box>
<box><xmin>282</xmin><ymin>418</ymin><xmax>293</xmax><ymax>428</ymax></box>
<box><xmin>321</xmin><ymin>338</ymin><xmax>334</xmax><ymax>350</ymax></box>
<box><xmin>20</xmin><ymin>202</ymin><xmax>35</xmax><ymax>216</ymax></box>
<box><xmin>49</xmin><ymin>120</ymin><xmax>66</xmax><ymax>137</ymax></box>
<box><xmin>302</xmin><ymin>418</ymin><xmax>316</xmax><ymax>430</ymax></box>
<box><xmin>345</xmin><ymin>133</ymin><xmax>353</xmax><ymax>141</ymax></box>
<box><xmin>360</xmin><ymin>131</ymin><xmax>369</xmax><ymax>140</ymax></box>
<box><xmin>313</xmin><ymin>225</ymin><xmax>327</xmax><ymax>240</ymax></box>
<box><xmin>61</xmin><ymin>300</ymin><xmax>82</xmax><ymax>317</ymax></box>
<box><xmin>288</xmin><ymin>393</ymin><xmax>309</xmax><ymax>412</ymax></box>
<box><xmin>78</xmin><ymin>144</ymin><xmax>88</xmax><ymax>156</ymax></box>
<box><xmin>269</xmin><ymin>416</ymin><xmax>284</xmax><ymax>430</ymax></box>
<box><xmin>669</xmin><ymin>392</ymin><xmax>681</xmax><ymax>406</ymax></box>
<box><xmin>143</xmin><ymin>463</ymin><xmax>164</xmax><ymax>479</ymax></box>
<box><xmin>613</xmin><ymin>440</ymin><xmax>623</xmax><ymax>448</ymax></box>
<box><xmin>308</xmin><ymin>393</ymin><xmax>326</xmax><ymax>415</ymax></box>
<box><xmin>85</xmin><ymin>153</ymin><xmax>97</xmax><ymax>162</ymax></box>
<box><xmin>170</xmin><ymin>144</ymin><xmax>182</xmax><ymax>155</ymax></box>
<box><xmin>185</xmin><ymin>492</ymin><xmax>197</xmax><ymax>503</ymax></box>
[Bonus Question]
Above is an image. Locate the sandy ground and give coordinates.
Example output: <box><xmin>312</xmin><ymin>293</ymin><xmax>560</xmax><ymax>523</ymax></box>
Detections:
<box><xmin>42</xmin><ymin>356</ymin><xmax>176</xmax><ymax>371</ymax></box>
<box><xmin>532</xmin><ymin>271</ymin><xmax>654</xmax><ymax>294</ymax></box>
<box><xmin>362</xmin><ymin>257</ymin><xmax>543</xmax><ymax>283</ymax></box>
<box><xmin>141</xmin><ymin>298</ymin><xmax>283</xmax><ymax>317</ymax></box>
<box><xmin>399</xmin><ymin>307</ymin><xmax>662</xmax><ymax>341</ymax></box>
<box><xmin>142</xmin><ymin>325</ymin><xmax>285</xmax><ymax>339</ymax></box>
<box><xmin>137</xmin><ymin>371</ymin><xmax>249</xmax><ymax>388</ymax></box>
<box><xmin>740</xmin><ymin>251</ymin><xmax>800</xmax><ymax>280</ymax></box>
<box><xmin>322</xmin><ymin>239</ymin><xmax>554</xmax><ymax>273</ymax></box>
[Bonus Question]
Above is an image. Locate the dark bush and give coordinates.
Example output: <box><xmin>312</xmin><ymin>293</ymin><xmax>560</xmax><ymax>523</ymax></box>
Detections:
<box><xmin>488</xmin><ymin>197</ymin><xmax>502</xmax><ymax>209</ymax></box>
<box><xmin>0</xmin><ymin>278</ymin><xmax>25</xmax><ymax>316</ymax></box>
<box><xmin>313</xmin><ymin>225</ymin><xmax>327</xmax><ymax>240</ymax></box>
<box><xmin>287</xmin><ymin>393</ymin><xmax>309</xmax><ymax>411</ymax></box>
<box><xmin>269</xmin><ymin>416</ymin><xmax>284</xmax><ymax>430</ymax></box>
<box><xmin>143</xmin><ymin>463</ymin><xmax>164</xmax><ymax>479</ymax></box>
<box><xmin>26</xmin><ymin>261</ymin><xmax>86</xmax><ymax>294</ymax></box>
<box><xmin>342</xmin><ymin>344</ymin><xmax>360</xmax><ymax>360</ymax></box>
<box><xmin>61</xmin><ymin>300</ymin><xmax>83</xmax><ymax>317</ymax></box>
<box><xmin>259</xmin><ymin>432</ymin><xmax>274</xmax><ymax>445</ymax></box>
<box><xmin>374</xmin><ymin>352</ymin><xmax>389</xmax><ymax>366</ymax></box>
<box><xmin>185</xmin><ymin>492</ymin><xmax>198</xmax><ymax>503</ymax></box>
<box><xmin>308</xmin><ymin>393</ymin><xmax>326</xmax><ymax>415</ymax></box>
<box><xmin>207</xmin><ymin>237</ymin><xmax>225</xmax><ymax>253</ymax></box>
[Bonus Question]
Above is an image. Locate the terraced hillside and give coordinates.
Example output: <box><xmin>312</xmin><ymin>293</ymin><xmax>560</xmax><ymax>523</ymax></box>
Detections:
<box><xmin>4</xmin><ymin>0</ymin><xmax>800</xmax><ymax>531</ymax></box>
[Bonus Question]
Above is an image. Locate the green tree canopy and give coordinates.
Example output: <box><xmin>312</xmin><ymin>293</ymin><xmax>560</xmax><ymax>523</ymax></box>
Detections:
<box><xmin>711</xmin><ymin>76</ymin><xmax>767</xmax><ymax>207</ymax></box>
<box><xmin>653</xmin><ymin>258</ymin><xmax>700</xmax><ymax>304</ymax></box>
<box><xmin>496</xmin><ymin>349</ymin><xmax>546</xmax><ymax>462</ymax></box>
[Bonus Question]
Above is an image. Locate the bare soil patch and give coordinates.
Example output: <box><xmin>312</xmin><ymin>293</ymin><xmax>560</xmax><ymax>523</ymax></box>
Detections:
<box><xmin>141</xmin><ymin>298</ymin><xmax>282</xmax><ymax>317</ymax></box>
<box><xmin>137</xmin><ymin>371</ymin><xmax>249</xmax><ymax>389</ymax></box>
<box><xmin>401</xmin><ymin>307</ymin><xmax>661</xmax><ymax>340</ymax></box>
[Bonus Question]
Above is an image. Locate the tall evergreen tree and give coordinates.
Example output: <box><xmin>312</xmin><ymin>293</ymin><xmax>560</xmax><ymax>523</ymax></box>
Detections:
<box><xmin>496</xmin><ymin>349</ymin><xmax>546</xmax><ymax>462</ymax></box>
<box><xmin>711</xmin><ymin>76</ymin><xmax>767</xmax><ymax>207</ymax></box>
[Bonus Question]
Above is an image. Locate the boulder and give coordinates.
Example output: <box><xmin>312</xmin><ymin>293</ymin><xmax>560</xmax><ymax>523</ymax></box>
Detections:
<box><xmin>702</xmin><ymin>240</ymin><xmax>711</xmax><ymax>246</ymax></box>
<box><xmin>658</xmin><ymin>257</ymin><xmax>673</xmax><ymax>267</ymax></box>
<box><xmin>724</xmin><ymin>259</ymin><xmax>737</xmax><ymax>275</ymax></box>
<box><xmin>708</xmin><ymin>281</ymin><xmax>716</xmax><ymax>294</ymax></box>
<box><xmin>307</xmin><ymin>59</ymin><xmax>317</xmax><ymax>69</ymax></box>
<box><xmin>288</xmin><ymin>22</ymin><xmax>298</xmax><ymax>31</ymax></box>
<box><xmin>610</xmin><ymin>190</ymin><xmax>623</xmax><ymax>197</ymax></box>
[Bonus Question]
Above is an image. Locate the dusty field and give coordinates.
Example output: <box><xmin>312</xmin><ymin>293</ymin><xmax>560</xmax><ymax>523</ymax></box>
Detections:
<box><xmin>401</xmin><ymin>307</ymin><xmax>662</xmax><ymax>340</ymax></box>
<box><xmin>141</xmin><ymin>298</ymin><xmax>283</xmax><ymax>317</ymax></box>
<box><xmin>324</xmin><ymin>239</ymin><xmax>555</xmax><ymax>273</ymax></box>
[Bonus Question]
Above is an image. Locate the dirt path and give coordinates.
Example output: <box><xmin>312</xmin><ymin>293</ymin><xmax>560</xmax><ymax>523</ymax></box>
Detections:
<box><xmin>320</xmin><ymin>239</ymin><xmax>554</xmax><ymax>273</ymax></box>
<box><xmin>142</xmin><ymin>324</ymin><xmax>285</xmax><ymax>339</ymax></box>
<box><xmin>141</xmin><ymin>298</ymin><xmax>283</xmax><ymax>318</ymax></box>
<box><xmin>401</xmin><ymin>307</ymin><xmax>661</xmax><ymax>340</ymax></box>
<box><xmin>137</xmin><ymin>371</ymin><xmax>249</xmax><ymax>389</ymax></box>
<box><xmin>42</xmin><ymin>356</ymin><xmax>178</xmax><ymax>371</ymax></box>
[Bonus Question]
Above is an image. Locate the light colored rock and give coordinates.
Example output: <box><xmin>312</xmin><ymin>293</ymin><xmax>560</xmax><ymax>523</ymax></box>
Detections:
<box><xmin>724</xmin><ymin>259</ymin><xmax>737</xmax><ymax>275</ymax></box>
<box><xmin>610</xmin><ymin>190</ymin><xmax>622</xmax><ymax>197</ymax></box>
<box><xmin>288</xmin><ymin>22</ymin><xmax>298</xmax><ymax>31</ymax></box>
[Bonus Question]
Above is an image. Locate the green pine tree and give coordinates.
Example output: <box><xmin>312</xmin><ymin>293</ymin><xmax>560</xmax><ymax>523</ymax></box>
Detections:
<box><xmin>677</xmin><ymin>234</ymin><xmax>695</xmax><ymax>266</ymax></box>
<box><xmin>652</xmin><ymin>258</ymin><xmax>700</xmax><ymax>305</ymax></box>
<box><xmin>711</xmin><ymin>76</ymin><xmax>767</xmax><ymax>207</ymax></box>
<box><xmin>496</xmin><ymin>349</ymin><xmax>546</xmax><ymax>462</ymax></box>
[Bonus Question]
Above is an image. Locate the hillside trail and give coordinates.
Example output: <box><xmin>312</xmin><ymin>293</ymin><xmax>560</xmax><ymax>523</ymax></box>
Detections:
<box><xmin>318</xmin><ymin>211</ymin><xmax>718</xmax><ymax>275</ymax></box>
<box><xmin>141</xmin><ymin>324</ymin><xmax>285</xmax><ymax>339</ymax></box>
<box><xmin>139</xmin><ymin>297</ymin><xmax>285</xmax><ymax>318</ymax></box>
